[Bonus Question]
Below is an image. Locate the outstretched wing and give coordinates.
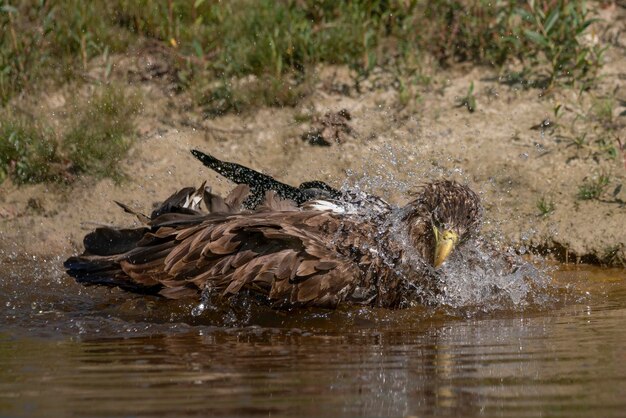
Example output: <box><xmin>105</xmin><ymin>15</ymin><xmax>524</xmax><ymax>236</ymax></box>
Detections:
<box><xmin>191</xmin><ymin>149</ymin><xmax>341</xmax><ymax>208</ymax></box>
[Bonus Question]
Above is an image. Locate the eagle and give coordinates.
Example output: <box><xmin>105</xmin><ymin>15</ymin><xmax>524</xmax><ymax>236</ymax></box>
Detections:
<box><xmin>65</xmin><ymin>150</ymin><xmax>483</xmax><ymax>309</ymax></box>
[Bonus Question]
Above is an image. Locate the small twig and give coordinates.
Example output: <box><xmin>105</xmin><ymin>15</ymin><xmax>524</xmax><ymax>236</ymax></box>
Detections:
<box><xmin>7</xmin><ymin>11</ymin><xmax>25</xmax><ymax>75</ymax></box>
<box><xmin>616</xmin><ymin>136</ymin><xmax>626</xmax><ymax>171</ymax></box>
<box><xmin>80</xmin><ymin>34</ymin><xmax>87</xmax><ymax>70</ymax></box>
<box><xmin>167</xmin><ymin>0</ymin><xmax>174</xmax><ymax>41</ymax></box>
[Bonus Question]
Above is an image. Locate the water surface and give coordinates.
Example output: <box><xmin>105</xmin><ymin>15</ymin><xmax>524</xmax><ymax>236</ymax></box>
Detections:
<box><xmin>1</xmin><ymin>257</ymin><xmax>625</xmax><ymax>417</ymax></box>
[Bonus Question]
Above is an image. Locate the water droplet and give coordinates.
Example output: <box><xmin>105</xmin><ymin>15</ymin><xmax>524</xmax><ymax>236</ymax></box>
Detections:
<box><xmin>191</xmin><ymin>303</ymin><xmax>206</xmax><ymax>317</ymax></box>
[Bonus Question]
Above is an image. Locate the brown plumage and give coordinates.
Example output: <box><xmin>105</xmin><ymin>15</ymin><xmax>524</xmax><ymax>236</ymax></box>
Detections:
<box><xmin>65</xmin><ymin>156</ymin><xmax>483</xmax><ymax>309</ymax></box>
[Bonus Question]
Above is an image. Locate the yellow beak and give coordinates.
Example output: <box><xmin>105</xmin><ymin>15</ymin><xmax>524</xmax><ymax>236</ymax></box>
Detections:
<box><xmin>433</xmin><ymin>228</ymin><xmax>459</xmax><ymax>268</ymax></box>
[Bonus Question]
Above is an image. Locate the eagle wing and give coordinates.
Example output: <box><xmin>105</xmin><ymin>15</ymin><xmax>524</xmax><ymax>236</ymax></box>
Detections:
<box><xmin>66</xmin><ymin>199</ymin><xmax>363</xmax><ymax>308</ymax></box>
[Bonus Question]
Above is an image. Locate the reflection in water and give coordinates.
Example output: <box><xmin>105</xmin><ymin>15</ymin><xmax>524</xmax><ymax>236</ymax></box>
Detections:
<box><xmin>0</xmin><ymin>258</ymin><xmax>625</xmax><ymax>417</ymax></box>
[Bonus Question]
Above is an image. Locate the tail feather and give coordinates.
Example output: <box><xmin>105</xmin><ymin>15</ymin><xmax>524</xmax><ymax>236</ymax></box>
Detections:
<box><xmin>66</xmin><ymin>225</ymin><xmax>161</xmax><ymax>294</ymax></box>
<box><xmin>64</xmin><ymin>256</ymin><xmax>161</xmax><ymax>294</ymax></box>
<box><xmin>83</xmin><ymin>227</ymin><xmax>150</xmax><ymax>256</ymax></box>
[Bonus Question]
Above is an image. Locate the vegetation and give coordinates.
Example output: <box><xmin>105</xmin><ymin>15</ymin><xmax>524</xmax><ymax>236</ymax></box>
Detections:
<box><xmin>457</xmin><ymin>82</ymin><xmax>477</xmax><ymax>113</ymax></box>
<box><xmin>63</xmin><ymin>86</ymin><xmax>141</xmax><ymax>180</ymax></box>
<box><xmin>602</xmin><ymin>244</ymin><xmax>625</xmax><ymax>266</ymax></box>
<box><xmin>0</xmin><ymin>85</ymin><xmax>139</xmax><ymax>184</ymax></box>
<box><xmin>0</xmin><ymin>115</ymin><xmax>60</xmax><ymax>184</ymax></box>
<box><xmin>1</xmin><ymin>0</ymin><xmax>604</xmax><ymax>105</ymax></box>
<box><xmin>577</xmin><ymin>174</ymin><xmax>610</xmax><ymax>201</ymax></box>
<box><xmin>560</xmin><ymin>92</ymin><xmax>622</xmax><ymax>163</ymax></box>
<box><xmin>0</xmin><ymin>0</ymin><xmax>607</xmax><ymax>185</ymax></box>
<box><xmin>516</xmin><ymin>0</ymin><xmax>605</xmax><ymax>87</ymax></box>
<box><xmin>536</xmin><ymin>196</ymin><xmax>555</xmax><ymax>216</ymax></box>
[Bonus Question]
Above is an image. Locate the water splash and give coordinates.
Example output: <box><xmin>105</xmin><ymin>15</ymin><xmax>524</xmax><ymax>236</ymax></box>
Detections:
<box><xmin>333</xmin><ymin>144</ymin><xmax>554</xmax><ymax>312</ymax></box>
<box><xmin>191</xmin><ymin>285</ymin><xmax>214</xmax><ymax>317</ymax></box>
<box><xmin>436</xmin><ymin>238</ymin><xmax>552</xmax><ymax>311</ymax></box>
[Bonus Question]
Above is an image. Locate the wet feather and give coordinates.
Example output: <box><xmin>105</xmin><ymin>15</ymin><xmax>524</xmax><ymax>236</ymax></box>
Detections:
<box><xmin>66</xmin><ymin>155</ymin><xmax>484</xmax><ymax>309</ymax></box>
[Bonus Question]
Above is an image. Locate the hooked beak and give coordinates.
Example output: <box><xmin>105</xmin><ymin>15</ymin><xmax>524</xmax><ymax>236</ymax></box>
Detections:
<box><xmin>433</xmin><ymin>227</ymin><xmax>459</xmax><ymax>268</ymax></box>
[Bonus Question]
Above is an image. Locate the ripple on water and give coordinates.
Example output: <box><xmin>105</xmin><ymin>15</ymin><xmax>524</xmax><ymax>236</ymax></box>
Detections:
<box><xmin>1</xmin><ymin>256</ymin><xmax>625</xmax><ymax>417</ymax></box>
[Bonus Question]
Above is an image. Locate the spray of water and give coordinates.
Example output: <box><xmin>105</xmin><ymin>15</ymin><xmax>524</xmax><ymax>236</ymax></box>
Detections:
<box><xmin>338</xmin><ymin>142</ymin><xmax>553</xmax><ymax>311</ymax></box>
<box><xmin>435</xmin><ymin>238</ymin><xmax>552</xmax><ymax>310</ymax></box>
<box><xmin>187</xmin><ymin>142</ymin><xmax>554</xmax><ymax>315</ymax></box>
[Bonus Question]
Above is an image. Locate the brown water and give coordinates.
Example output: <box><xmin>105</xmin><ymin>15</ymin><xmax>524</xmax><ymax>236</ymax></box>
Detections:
<box><xmin>1</xmin><ymin>256</ymin><xmax>625</xmax><ymax>417</ymax></box>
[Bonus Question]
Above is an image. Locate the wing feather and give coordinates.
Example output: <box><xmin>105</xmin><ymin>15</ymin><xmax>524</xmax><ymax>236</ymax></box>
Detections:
<box><xmin>274</xmin><ymin>250</ymin><xmax>297</xmax><ymax>278</ymax></box>
<box><xmin>224</xmin><ymin>184</ymin><xmax>251</xmax><ymax>210</ymax></box>
<box><xmin>203</xmin><ymin>233</ymin><xmax>241</xmax><ymax>255</ymax></box>
<box><xmin>295</xmin><ymin>259</ymin><xmax>318</xmax><ymax>277</ymax></box>
<box><xmin>75</xmin><ymin>207</ymin><xmax>364</xmax><ymax>307</ymax></box>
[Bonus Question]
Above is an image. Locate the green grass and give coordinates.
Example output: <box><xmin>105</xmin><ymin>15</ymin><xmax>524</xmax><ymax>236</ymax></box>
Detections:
<box><xmin>0</xmin><ymin>1</ymin><xmax>132</xmax><ymax>104</ymax></box>
<box><xmin>516</xmin><ymin>0</ymin><xmax>605</xmax><ymax>88</ymax></box>
<box><xmin>577</xmin><ymin>174</ymin><xmax>610</xmax><ymax>201</ymax></box>
<box><xmin>536</xmin><ymin>196</ymin><xmax>555</xmax><ymax>216</ymax></box>
<box><xmin>569</xmin><ymin>133</ymin><xmax>588</xmax><ymax>149</ymax></box>
<box><xmin>0</xmin><ymin>85</ymin><xmax>140</xmax><ymax>185</ymax></box>
<box><xmin>0</xmin><ymin>114</ymin><xmax>60</xmax><ymax>184</ymax></box>
<box><xmin>1</xmin><ymin>0</ymin><xmax>605</xmax><ymax>107</ymax></box>
<box><xmin>561</xmin><ymin>93</ymin><xmax>622</xmax><ymax>163</ymax></box>
<box><xmin>0</xmin><ymin>0</ymin><xmax>608</xmax><ymax>184</ymax></box>
<box><xmin>195</xmin><ymin>75</ymin><xmax>312</xmax><ymax>118</ymax></box>
<box><xmin>457</xmin><ymin>82</ymin><xmax>477</xmax><ymax>113</ymax></box>
<box><xmin>63</xmin><ymin>86</ymin><xmax>141</xmax><ymax>180</ymax></box>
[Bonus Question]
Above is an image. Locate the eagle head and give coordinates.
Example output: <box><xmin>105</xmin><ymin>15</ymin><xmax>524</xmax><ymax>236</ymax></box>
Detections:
<box><xmin>403</xmin><ymin>180</ymin><xmax>483</xmax><ymax>268</ymax></box>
